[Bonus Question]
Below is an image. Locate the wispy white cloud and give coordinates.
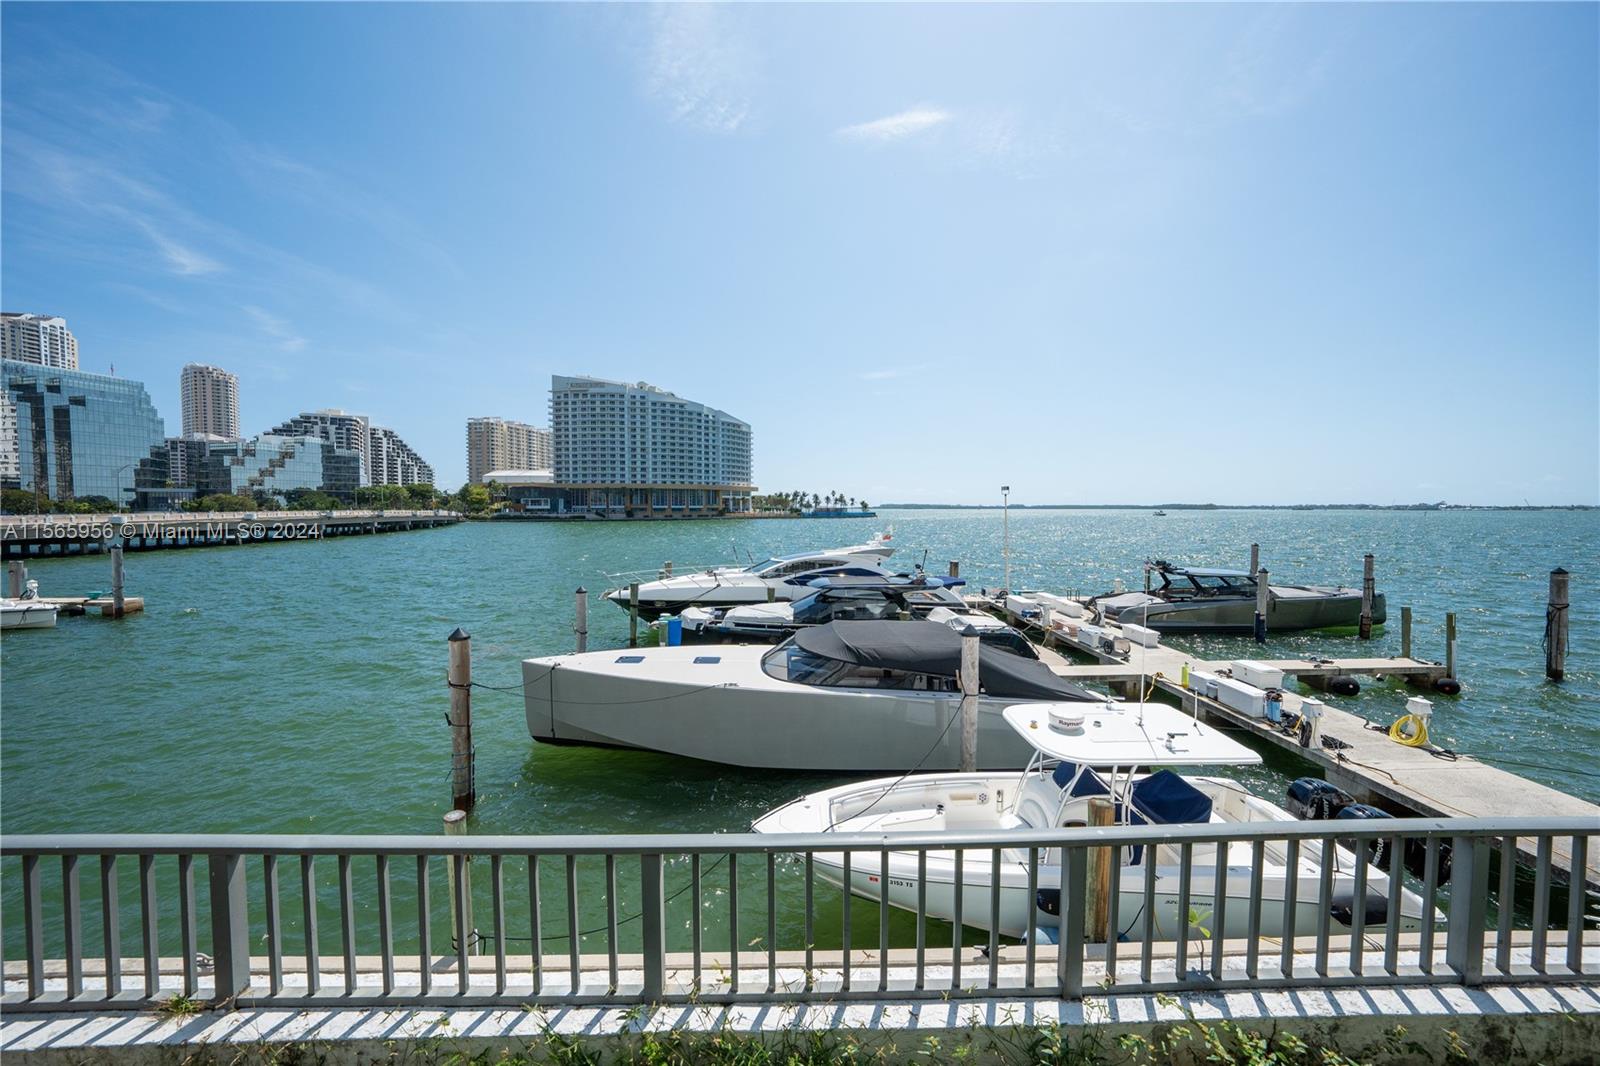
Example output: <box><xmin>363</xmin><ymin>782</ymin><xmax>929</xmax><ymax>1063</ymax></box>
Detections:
<box><xmin>646</xmin><ymin>6</ymin><xmax>755</xmax><ymax>133</ymax></box>
<box><xmin>837</xmin><ymin>107</ymin><xmax>951</xmax><ymax>143</ymax></box>
<box><xmin>136</xmin><ymin>220</ymin><xmax>223</xmax><ymax>276</ymax></box>
<box><xmin>858</xmin><ymin>364</ymin><xmax>929</xmax><ymax>382</ymax></box>
<box><xmin>243</xmin><ymin>306</ymin><xmax>306</xmax><ymax>352</ymax></box>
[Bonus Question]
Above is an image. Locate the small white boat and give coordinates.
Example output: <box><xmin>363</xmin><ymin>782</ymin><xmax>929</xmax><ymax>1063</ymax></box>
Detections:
<box><xmin>754</xmin><ymin>703</ymin><xmax>1434</xmax><ymax>941</ymax></box>
<box><xmin>1</xmin><ymin>581</ymin><xmax>59</xmax><ymax>630</ymax></box>
<box><xmin>604</xmin><ymin>533</ymin><xmax>899</xmax><ymax>617</ymax></box>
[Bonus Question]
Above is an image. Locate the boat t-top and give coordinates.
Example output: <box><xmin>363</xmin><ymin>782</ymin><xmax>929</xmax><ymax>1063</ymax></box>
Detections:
<box><xmin>754</xmin><ymin>700</ymin><xmax>1434</xmax><ymax>941</ymax></box>
<box><xmin>1091</xmin><ymin>561</ymin><xmax>1385</xmax><ymax>634</ymax></box>
<box><xmin>603</xmin><ymin>533</ymin><xmax>899</xmax><ymax>617</ymax></box>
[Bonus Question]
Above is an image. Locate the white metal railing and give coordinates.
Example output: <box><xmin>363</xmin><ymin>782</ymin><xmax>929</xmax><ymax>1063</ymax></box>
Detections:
<box><xmin>1</xmin><ymin>817</ymin><xmax>1592</xmax><ymax>1012</ymax></box>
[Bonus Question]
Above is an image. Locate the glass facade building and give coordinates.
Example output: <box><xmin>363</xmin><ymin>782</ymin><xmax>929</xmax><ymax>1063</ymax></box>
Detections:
<box><xmin>196</xmin><ymin>435</ymin><xmax>363</xmax><ymax>500</ymax></box>
<box><xmin>1</xmin><ymin>359</ymin><xmax>166</xmax><ymax>504</ymax></box>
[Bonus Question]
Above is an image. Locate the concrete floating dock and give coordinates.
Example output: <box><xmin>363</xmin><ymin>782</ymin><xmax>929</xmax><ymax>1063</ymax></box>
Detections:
<box><xmin>977</xmin><ymin>595</ymin><xmax>1600</xmax><ymax>892</ymax></box>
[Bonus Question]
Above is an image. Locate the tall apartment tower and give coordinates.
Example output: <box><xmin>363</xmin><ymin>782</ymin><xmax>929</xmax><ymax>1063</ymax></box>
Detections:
<box><xmin>466</xmin><ymin>416</ymin><xmax>553</xmax><ymax>484</ymax></box>
<box><xmin>1</xmin><ymin>313</ymin><xmax>80</xmax><ymax>370</ymax></box>
<box><xmin>549</xmin><ymin>375</ymin><xmax>752</xmax><ymax>503</ymax></box>
<box><xmin>180</xmin><ymin>363</ymin><xmax>240</xmax><ymax>440</ymax></box>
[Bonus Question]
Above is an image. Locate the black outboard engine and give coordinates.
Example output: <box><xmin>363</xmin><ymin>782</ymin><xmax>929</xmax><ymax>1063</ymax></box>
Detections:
<box><xmin>1334</xmin><ymin>803</ymin><xmax>1395</xmax><ymax>870</ymax></box>
<box><xmin>1036</xmin><ymin>888</ymin><xmax>1061</xmax><ymax>916</ymax></box>
<box><xmin>1286</xmin><ymin>777</ymin><xmax>1354</xmax><ymax>820</ymax></box>
<box><xmin>1329</xmin><ymin>890</ymin><xmax>1389</xmax><ymax>927</ymax></box>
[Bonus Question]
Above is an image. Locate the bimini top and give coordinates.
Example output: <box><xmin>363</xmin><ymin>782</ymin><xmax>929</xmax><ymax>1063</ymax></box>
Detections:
<box><xmin>791</xmin><ymin>620</ymin><xmax>1097</xmax><ymax>702</ymax></box>
<box><xmin>1152</xmin><ymin>562</ymin><xmax>1253</xmax><ymax>580</ymax></box>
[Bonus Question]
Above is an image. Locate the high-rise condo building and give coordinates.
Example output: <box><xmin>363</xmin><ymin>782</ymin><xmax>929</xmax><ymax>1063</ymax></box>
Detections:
<box><xmin>542</xmin><ymin>375</ymin><xmax>753</xmax><ymax>516</ymax></box>
<box><xmin>266</xmin><ymin>409</ymin><xmax>433</xmax><ymax>487</ymax></box>
<box><xmin>0</xmin><ymin>391</ymin><xmax>20</xmax><ymax>487</ymax></box>
<box><xmin>1</xmin><ymin>359</ymin><xmax>165</xmax><ymax>504</ymax></box>
<box><xmin>1</xmin><ymin>313</ymin><xmax>80</xmax><ymax>370</ymax></box>
<box><xmin>466</xmin><ymin>417</ymin><xmax>552</xmax><ymax>485</ymax></box>
<box><xmin>180</xmin><ymin>363</ymin><xmax>240</xmax><ymax>440</ymax></box>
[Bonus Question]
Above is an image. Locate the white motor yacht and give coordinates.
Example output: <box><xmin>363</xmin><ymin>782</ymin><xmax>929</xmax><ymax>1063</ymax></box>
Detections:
<box><xmin>603</xmin><ymin>533</ymin><xmax>898</xmax><ymax>618</ymax></box>
<box><xmin>754</xmin><ymin>703</ymin><xmax>1435</xmax><ymax>941</ymax></box>
<box><xmin>677</xmin><ymin>575</ymin><xmax>971</xmax><ymax>643</ymax></box>
<box><xmin>0</xmin><ymin>581</ymin><xmax>58</xmax><ymax>630</ymax></box>
<box><xmin>523</xmin><ymin>619</ymin><xmax>1101</xmax><ymax>770</ymax></box>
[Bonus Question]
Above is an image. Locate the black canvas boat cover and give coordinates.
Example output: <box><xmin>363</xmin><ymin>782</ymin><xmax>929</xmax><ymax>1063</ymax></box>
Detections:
<box><xmin>792</xmin><ymin>620</ymin><xmax>1096</xmax><ymax>702</ymax></box>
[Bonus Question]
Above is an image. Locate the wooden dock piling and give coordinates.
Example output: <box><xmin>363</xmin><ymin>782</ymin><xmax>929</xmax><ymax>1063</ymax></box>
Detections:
<box><xmin>1401</xmin><ymin>606</ymin><xmax>1413</xmax><ymax>659</ymax></box>
<box><xmin>959</xmin><ymin>627</ymin><xmax>980</xmax><ymax>772</ymax></box>
<box><xmin>1254</xmin><ymin>567</ymin><xmax>1269</xmax><ymax>644</ymax></box>
<box><xmin>447</xmin><ymin>628</ymin><xmax>475</xmax><ymax>813</ymax></box>
<box><xmin>110</xmin><ymin>545</ymin><xmax>126</xmax><ymax>619</ymax></box>
<box><xmin>442</xmin><ymin>809</ymin><xmax>474</xmax><ymax>953</ymax></box>
<box><xmin>628</xmin><ymin>583</ymin><xmax>640</xmax><ymax>649</ymax></box>
<box><xmin>1359</xmin><ymin>554</ymin><xmax>1375</xmax><ymax>640</ymax></box>
<box><xmin>1085</xmin><ymin>797</ymin><xmax>1113</xmax><ymax>943</ymax></box>
<box><xmin>575</xmin><ymin>588</ymin><xmax>588</xmax><ymax>654</ymax></box>
<box><xmin>1249</xmin><ymin>543</ymin><xmax>1259</xmax><ymax>576</ymax></box>
<box><xmin>1445</xmin><ymin>612</ymin><xmax>1457</xmax><ymax>680</ymax></box>
<box><xmin>7</xmin><ymin>560</ymin><xmax>21</xmax><ymax>597</ymax></box>
<box><xmin>948</xmin><ymin>561</ymin><xmax>959</xmax><ymax>579</ymax></box>
<box><xmin>1546</xmin><ymin>569</ymin><xmax>1569</xmax><ymax>682</ymax></box>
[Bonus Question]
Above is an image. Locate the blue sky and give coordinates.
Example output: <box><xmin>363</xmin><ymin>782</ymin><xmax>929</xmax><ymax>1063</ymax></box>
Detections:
<box><xmin>2</xmin><ymin>3</ymin><xmax>1595</xmax><ymax>504</ymax></box>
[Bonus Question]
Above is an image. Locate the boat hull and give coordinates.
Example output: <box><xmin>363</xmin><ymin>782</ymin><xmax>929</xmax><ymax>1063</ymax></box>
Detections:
<box><xmin>1</xmin><ymin>603</ymin><xmax>59</xmax><ymax>630</ymax></box>
<box><xmin>1111</xmin><ymin>592</ymin><xmax>1384</xmax><ymax>634</ymax></box>
<box><xmin>523</xmin><ymin>654</ymin><xmax>1048</xmax><ymax>771</ymax></box>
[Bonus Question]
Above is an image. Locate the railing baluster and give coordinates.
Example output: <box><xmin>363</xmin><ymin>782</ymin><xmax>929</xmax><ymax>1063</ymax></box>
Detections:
<box><xmin>179</xmin><ymin>853</ymin><xmax>197</xmax><ymax>997</ymax></box>
<box><xmin>62</xmin><ymin>854</ymin><xmax>82</xmax><ymax>1000</ymax></box>
<box><xmin>803</xmin><ymin>851</ymin><xmax>814</xmax><ymax>992</ymax></box>
<box><xmin>605</xmin><ymin>854</ymin><xmax>618</xmax><ymax>993</ymax></box>
<box><xmin>565</xmin><ymin>854</ymin><xmax>579</xmax><ymax>995</ymax></box>
<box><xmin>766</xmin><ymin>852</ymin><xmax>777</xmax><ymax>994</ymax></box>
<box><xmin>1349</xmin><ymin>843</ymin><xmax>1368</xmax><ymax>977</ymax></box>
<box><xmin>988</xmin><ymin>848</ymin><xmax>1001</xmax><ymax>989</ymax></box>
<box><xmin>1245</xmin><ymin>840</ymin><xmax>1264</xmax><ymax>980</ymax></box>
<box><xmin>1531</xmin><ymin>835</ymin><xmax>1551</xmax><ymax>973</ymax></box>
<box><xmin>1107</xmin><ymin>844</ymin><xmax>1123</xmax><ymax>982</ymax></box>
<box><xmin>1175</xmin><ymin>842</ymin><xmax>1192</xmax><ymax>978</ymax></box>
<box><xmin>339</xmin><ymin>854</ymin><xmax>357</xmax><ymax>995</ymax></box>
<box><xmin>841</xmin><ymin>851</ymin><xmax>851</xmax><ymax>993</ymax></box>
<box><xmin>915</xmin><ymin>849</ymin><xmax>927</xmax><ymax>991</ymax></box>
<box><xmin>417</xmin><ymin>855</ymin><xmax>433</xmax><ymax>996</ymax></box>
<box><xmin>1566</xmin><ymin>834</ymin><xmax>1588</xmax><ymax>976</ymax></box>
<box><xmin>728</xmin><ymin>852</ymin><xmax>740</xmax><ymax>995</ymax></box>
<box><xmin>878</xmin><ymin>848</ymin><xmax>890</xmax><ymax>993</ymax></box>
<box><xmin>528</xmin><ymin>854</ymin><xmax>542</xmax><ymax>996</ymax></box>
<box><xmin>139</xmin><ymin>853</ymin><xmax>159</xmax><ymax>999</ymax></box>
<box><xmin>1140</xmin><ymin>847</ymin><xmax>1156</xmax><ymax>984</ymax></box>
<box><xmin>1024</xmin><ymin>846</ymin><xmax>1038</xmax><ymax>988</ymax></box>
<box><xmin>377</xmin><ymin>855</ymin><xmax>394</xmax><ymax>997</ymax></box>
<box><xmin>1446</xmin><ymin>834</ymin><xmax>1489</xmax><ymax>985</ymax></box>
<box><xmin>265</xmin><ymin>855</ymin><xmax>283</xmax><ymax>996</ymax></box>
<box><xmin>453</xmin><ymin>853</ymin><xmax>471</xmax><ymax>994</ymax></box>
<box><xmin>492</xmin><ymin>855</ymin><xmax>507</xmax><ymax>996</ymax></box>
<box><xmin>1315</xmin><ymin>839</ymin><xmax>1334</xmax><ymax>977</ymax></box>
<box><xmin>951</xmin><ymin>849</ymin><xmax>964</xmax><ymax>989</ymax></box>
<box><xmin>1495</xmin><ymin>836</ymin><xmax>1515</xmax><ymax>976</ymax></box>
<box><xmin>23</xmin><ymin>853</ymin><xmax>43</xmax><ymax>1000</ymax></box>
<box><xmin>691</xmin><ymin>853</ymin><xmax>702</xmax><ymax>992</ymax></box>
<box><xmin>1384</xmin><ymin>836</ymin><xmax>1403</xmax><ymax>975</ymax></box>
<box><xmin>1209</xmin><ymin>840</ymin><xmax>1227</xmax><ymax>982</ymax></box>
<box><xmin>1420</xmin><ymin>838</ymin><xmax>1440</xmax><ymax>975</ymax></box>
<box><xmin>101</xmin><ymin>855</ymin><xmax>122</xmax><ymax>999</ymax></box>
<box><xmin>302</xmin><ymin>855</ymin><xmax>320</xmax><ymax>995</ymax></box>
<box><xmin>1059</xmin><ymin>846</ymin><xmax>1086</xmax><ymax>998</ymax></box>
<box><xmin>1280</xmin><ymin>838</ymin><xmax>1299</xmax><ymax>979</ymax></box>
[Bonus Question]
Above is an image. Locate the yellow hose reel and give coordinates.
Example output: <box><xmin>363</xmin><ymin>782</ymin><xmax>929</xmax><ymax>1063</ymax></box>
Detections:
<box><xmin>1388</xmin><ymin>713</ymin><xmax>1430</xmax><ymax>747</ymax></box>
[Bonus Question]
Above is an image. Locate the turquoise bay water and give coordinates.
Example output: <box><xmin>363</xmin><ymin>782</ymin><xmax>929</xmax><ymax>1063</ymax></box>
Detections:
<box><xmin>2</xmin><ymin>508</ymin><xmax>1595</xmax><ymax>958</ymax></box>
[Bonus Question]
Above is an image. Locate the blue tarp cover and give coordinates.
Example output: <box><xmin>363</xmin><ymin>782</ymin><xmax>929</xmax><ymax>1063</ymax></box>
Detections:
<box><xmin>1129</xmin><ymin>770</ymin><xmax>1213</xmax><ymax>825</ymax></box>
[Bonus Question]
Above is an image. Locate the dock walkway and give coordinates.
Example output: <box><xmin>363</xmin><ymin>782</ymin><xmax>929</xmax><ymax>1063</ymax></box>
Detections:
<box><xmin>978</xmin><ymin>596</ymin><xmax>1600</xmax><ymax>890</ymax></box>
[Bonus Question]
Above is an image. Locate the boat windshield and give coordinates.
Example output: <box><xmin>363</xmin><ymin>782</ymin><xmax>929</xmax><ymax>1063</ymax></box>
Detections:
<box><xmin>761</xmin><ymin>643</ymin><xmax>956</xmax><ymax>691</ymax></box>
<box><xmin>794</xmin><ymin>589</ymin><xmax>900</xmax><ymax>624</ymax></box>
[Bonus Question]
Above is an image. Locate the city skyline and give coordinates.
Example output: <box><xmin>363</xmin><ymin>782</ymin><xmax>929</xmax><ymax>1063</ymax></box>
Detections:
<box><xmin>2</xmin><ymin>4</ymin><xmax>1595</xmax><ymax>503</ymax></box>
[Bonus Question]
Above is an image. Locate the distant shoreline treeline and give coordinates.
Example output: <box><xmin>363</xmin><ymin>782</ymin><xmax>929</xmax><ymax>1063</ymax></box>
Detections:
<box><xmin>877</xmin><ymin>503</ymin><xmax>1596</xmax><ymax>512</ymax></box>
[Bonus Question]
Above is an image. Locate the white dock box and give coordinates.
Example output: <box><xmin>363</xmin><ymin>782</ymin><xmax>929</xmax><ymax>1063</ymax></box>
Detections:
<box><xmin>1075</xmin><ymin>623</ymin><xmax>1105</xmax><ymax>648</ymax></box>
<box><xmin>1034</xmin><ymin>592</ymin><xmax>1085</xmax><ymax>619</ymax></box>
<box><xmin>1004</xmin><ymin>594</ymin><xmax>1039</xmax><ymax>620</ymax></box>
<box><xmin>1230</xmin><ymin>660</ymin><xmax>1286</xmax><ymax>690</ymax></box>
<box><xmin>1190</xmin><ymin>670</ymin><xmax>1221</xmax><ymax>699</ymax></box>
<box><xmin>1122</xmin><ymin>622</ymin><xmax>1161</xmax><ymax>648</ymax></box>
<box><xmin>1214</xmin><ymin>676</ymin><xmax>1268</xmax><ymax>718</ymax></box>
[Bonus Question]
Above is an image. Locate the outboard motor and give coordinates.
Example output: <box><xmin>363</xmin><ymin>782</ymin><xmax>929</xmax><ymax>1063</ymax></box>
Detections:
<box><xmin>1329</xmin><ymin>890</ymin><xmax>1389</xmax><ymax>927</ymax></box>
<box><xmin>1285</xmin><ymin>777</ymin><xmax>1353</xmax><ymax>820</ymax></box>
<box><xmin>1334</xmin><ymin>803</ymin><xmax>1394</xmax><ymax>870</ymax></box>
<box><xmin>1036</xmin><ymin>888</ymin><xmax>1061</xmax><ymax>916</ymax></box>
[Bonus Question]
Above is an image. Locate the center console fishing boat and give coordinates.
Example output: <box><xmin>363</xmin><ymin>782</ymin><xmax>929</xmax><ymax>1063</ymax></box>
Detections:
<box><xmin>754</xmin><ymin>702</ymin><xmax>1434</xmax><ymax>940</ymax></box>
